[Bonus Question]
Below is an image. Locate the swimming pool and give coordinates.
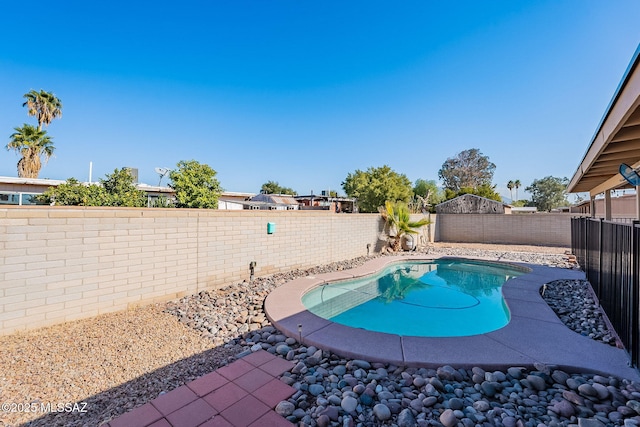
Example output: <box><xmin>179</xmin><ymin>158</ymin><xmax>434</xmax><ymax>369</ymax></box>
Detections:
<box><xmin>301</xmin><ymin>260</ymin><xmax>524</xmax><ymax>337</ymax></box>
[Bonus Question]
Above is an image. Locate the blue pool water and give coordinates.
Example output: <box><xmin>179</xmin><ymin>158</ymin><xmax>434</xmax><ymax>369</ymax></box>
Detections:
<box><xmin>301</xmin><ymin>260</ymin><xmax>525</xmax><ymax>337</ymax></box>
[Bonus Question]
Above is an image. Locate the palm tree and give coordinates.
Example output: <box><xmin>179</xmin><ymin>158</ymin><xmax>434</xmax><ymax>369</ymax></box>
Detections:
<box><xmin>380</xmin><ymin>201</ymin><xmax>430</xmax><ymax>251</ymax></box>
<box><xmin>514</xmin><ymin>179</ymin><xmax>521</xmax><ymax>201</ymax></box>
<box><xmin>23</xmin><ymin>90</ymin><xmax>63</xmax><ymax>131</ymax></box>
<box><xmin>507</xmin><ymin>180</ymin><xmax>514</xmax><ymax>201</ymax></box>
<box><xmin>7</xmin><ymin>124</ymin><xmax>55</xmax><ymax>178</ymax></box>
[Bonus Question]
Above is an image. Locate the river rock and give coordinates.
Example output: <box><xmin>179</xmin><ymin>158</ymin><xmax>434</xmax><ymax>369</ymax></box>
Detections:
<box><xmin>551</xmin><ymin>399</ymin><xmax>576</xmax><ymax>418</ymax></box>
<box><xmin>341</xmin><ymin>395</ymin><xmax>358</xmax><ymax>413</ymax></box>
<box><xmin>578</xmin><ymin>418</ymin><xmax>606</xmax><ymax>427</ymax></box>
<box><xmin>309</xmin><ymin>384</ymin><xmax>324</xmax><ymax>396</ymax></box>
<box><xmin>526</xmin><ymin>374</ymin><xmax>547</xmax><ymax>391</ymax></box>
<box><xmin>350</xmin><ymin>359</ymin><xmax>371</xmax><ymax>370</ymax></box>
<box><xmin>275</xmin><ymin>401</ymin><xmax>295</xmax><ymax>416</ymax></box>
<box><xmin>440</xmin><ymin>409</ymin><xmax>458</xmax><ymax>427</ymax></box>
<box><xmin>397</xmin><ymin>408</ymin><xmax>417</xmax><ymax>427</ymax></box>
<box><xmin>373</xmin><ymin>403</ymin><xmax>392</xmax><ymax>421</ymax></box>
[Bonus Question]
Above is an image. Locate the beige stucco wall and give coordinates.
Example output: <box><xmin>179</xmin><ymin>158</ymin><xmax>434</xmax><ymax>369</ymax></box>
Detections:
<box><xmin>0</xmin><ymin>207</ymin><xmax>384</xmax><ymax>335</ymax></box>
<box><xmin>435</xmin><ymin>213</ymin><xmax>572</xmax><ymax>246</ymax></box>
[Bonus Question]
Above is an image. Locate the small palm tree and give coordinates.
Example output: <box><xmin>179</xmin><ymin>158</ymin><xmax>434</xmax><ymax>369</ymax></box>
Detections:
<box><xmin>514</xmin><ymin>179</ymin><xmax>521</xmax><ymax>201</ymax></box>
<box><xmin>380</xmin><ymin>201</ymin><xmax>430</xmax><ymax>251</ymax></box>
<box><xmin>7</xmin><ymin>124</ymin><xmax>55</xmax><ymax>178</ymax></box>
<box><xmin>507</xmin><ymin>180</ymin><xmax>514</xmax><ymax>201</ymax></box>
<box><xmin>23</xmin><ymin>90</ymin><xmax>63</xmax><ymax>131</ymax></box>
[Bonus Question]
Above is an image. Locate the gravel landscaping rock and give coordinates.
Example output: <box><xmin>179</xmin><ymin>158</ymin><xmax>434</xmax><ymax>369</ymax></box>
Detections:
<box><xmin>1</xmin><ymin>243</ymin><xmax>636</xmax><ymax>427</ymax></box>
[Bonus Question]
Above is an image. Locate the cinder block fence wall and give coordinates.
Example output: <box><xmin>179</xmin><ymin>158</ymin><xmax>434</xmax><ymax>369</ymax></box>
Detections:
<box><xmin>435</xmin><ymin>213</ymin><xmax>573</xmax><ymax>246</ymax></box>
<box><xmin>0</xmin><ymin>208</ymin><xmax>574</xmax><ymax>335</ymax></box>
<box><xmin>0</xmin><ymin>208</ymin><xmax>383</xmax><ymax>335</ymax></box>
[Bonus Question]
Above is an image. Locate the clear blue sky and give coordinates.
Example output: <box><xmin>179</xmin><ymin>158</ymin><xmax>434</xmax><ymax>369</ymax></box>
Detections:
<box><xmin>2</xmin><ymin>1</ymin><xmax>639</xmax><ymax>200</ymax></box>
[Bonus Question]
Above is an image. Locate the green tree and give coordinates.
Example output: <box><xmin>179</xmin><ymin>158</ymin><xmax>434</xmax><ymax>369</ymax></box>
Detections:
<box><xmin>444</xmin><ymin>183</ymin><xmax>502</xmax><ymax>202</ymax></box>
<box><xmin>38</xmin><ymin>178</ymin><xmax>88</xmax><ymax>205</ymax></box>
<box><xmin>514</xmin><ymin>179</ymin><xmax>521</xmax><ymax>201</ymax></box>
<box><xmin>169</xmin><ymin>160</ymin><xmax>222</xmax><ymax>208</ymax></box>
<box><xmin>413</xmin><ymin>179</ymin><xmax>442</xmax><ymax>207</ymax></box>
<box><xmin>510</xmin><ymin>199</ymin><xmax>528</xmax><ymax>207</ymax></box>
<box><xmin>23</xmin><ymin>90</ymin><xmax>63</xmax><ymax>131</ymax></box>
<box><xmin>526</xmin><ymin>176</ymin><xmax>569</xmax><ymax>212</ymax></box>
<box><xmin>100</xmin><ymin>168</ymin><xmax>147</xmax><ymax>207</ymax></box>
<box><xmin>507</xmin><ymin>180</ymin><xmax>514</xmax><ymax>201</ymax></box>
<box><xmin>38</xmin><ymin>169</ymin><xmax>146</xmax><ymax>207</ymax></box>
<box><xmin>438</xmin><ymin>148</ymin><xmax>496</xmax><ymax>193</ymax></box>
<box><xmin>261</xmin><ymin>180</ymin><xmax>297</xmax><ymax>195</ymax></box>
<box><xmin>342</xmin><ymin>165</ymin><xmax>413</xmax><ymax>213</ymax></box>
<box><xmin>6</xmin><ymin>124</ymin><xmax>55</xmax><ymax>178</ymax></box>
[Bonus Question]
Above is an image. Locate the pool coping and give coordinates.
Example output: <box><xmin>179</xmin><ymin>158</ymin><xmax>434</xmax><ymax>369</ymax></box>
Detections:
<box><xmin>264</xmin><ymin>254</ymin><xmax>640</xmax><ymax>381</ymax></box>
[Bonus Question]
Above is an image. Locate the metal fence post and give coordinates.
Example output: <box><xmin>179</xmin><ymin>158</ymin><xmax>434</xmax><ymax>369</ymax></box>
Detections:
<box><xmin>632</xmin><ymin>221</ymin><xmax>640</xmax><ymax>367</ymax></box>
<box><xmin>598</xmin><ymin>218</ymin><xmax>604</xmax><ymax>297</ymax></box>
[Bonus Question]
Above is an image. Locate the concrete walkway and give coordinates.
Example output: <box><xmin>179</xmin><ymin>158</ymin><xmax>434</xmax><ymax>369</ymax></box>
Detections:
<box><xmin>265</xmin><ymin>255</ymin><xmax>640</xmax><ymax>382</ymax></box>
<box><xmin>107</xmin><ymin>350</ymin><xmax>295</xmax><ymax>427</ymax></box>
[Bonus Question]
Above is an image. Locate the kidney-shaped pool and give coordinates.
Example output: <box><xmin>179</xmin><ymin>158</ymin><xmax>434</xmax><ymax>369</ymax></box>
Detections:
<box><xmin>301</xmin><ymin>260</ymin><xmax>525</xmax><ymax>337</ymax></box>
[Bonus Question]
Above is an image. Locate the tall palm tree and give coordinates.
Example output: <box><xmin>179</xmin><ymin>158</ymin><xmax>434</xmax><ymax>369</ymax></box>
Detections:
<box><xmin>514</xmin><ymin>179</ymin><xmax>521</xmax><ymax>201</ymax></box>
<box><xmin>23</xmin><ymin>90</ymin><xmax>63</xmax><ymax>131</ymax></box>
<box><xmin>507</xmin><ymin>180</ymin><xmax>514</xmax><ymax>201</ymax></box>
<box><xmin>7</xmin><ymin>124</ymin><xmax>55</xmax><ymax>178</ymax></box>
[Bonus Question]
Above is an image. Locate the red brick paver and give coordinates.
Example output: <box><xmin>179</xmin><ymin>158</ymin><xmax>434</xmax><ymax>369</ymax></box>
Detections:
<box><xmin>107</xmin><ymin>350</ymin><xmax>295</xmax><ymax>427</ymax></box>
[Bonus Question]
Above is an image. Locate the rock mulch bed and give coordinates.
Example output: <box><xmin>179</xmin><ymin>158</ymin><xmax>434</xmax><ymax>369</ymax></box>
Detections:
<box><xmin>541</xmin><ymin>279</ymin><xmax>618</xmax><ymax>347</ymax></box>
<box><xmin>2</xmin><ymin>246</ymin><xmax>637</xmax><ymax>427</ymax></box>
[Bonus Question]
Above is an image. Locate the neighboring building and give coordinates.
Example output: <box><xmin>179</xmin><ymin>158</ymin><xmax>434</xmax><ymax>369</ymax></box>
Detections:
<box><xmin>0</xmin><ymin>176</ymin><xmax>65</xmax><ymax>205</ymax></box>
<box><xmin>435</xmin><ymin>194</ymin><xmax>512</xmax><ymax>214</ymax></box>
<box><xmin>295</xmin><ymin>194</ymin><xmax>358</xmax><ymax>213</ymax></box>
<box><xmin>217</xmin><ymin>192</ymin><xmax>258</xmax><ymax>210</ymax></box>
<box><xmin>511</xmin><ymin>206</ymin><xmax>537</xmax><ymax>213</ymax></box>
<box><xmin>570</xmin><ymin>193</ymin><xmax>638</xmax><ymax>221</ymax></box>
<box><xmin>0</xmin><ymin>176</ymin><xmax>254</xmax><ymax>208</ymax></box>
<box><xmin>247</xmin><ymin>193</ymin><xmax>300</xmax><ymax>210</ymax></box>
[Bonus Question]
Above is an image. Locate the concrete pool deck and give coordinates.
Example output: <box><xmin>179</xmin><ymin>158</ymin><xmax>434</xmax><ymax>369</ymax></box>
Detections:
<box><xmin>264</xmin><ymin>255</ymin><xmax>640</xmax><ymax>382</ymax></box>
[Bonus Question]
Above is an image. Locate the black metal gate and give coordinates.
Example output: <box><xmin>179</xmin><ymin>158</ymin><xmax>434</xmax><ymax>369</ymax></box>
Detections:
<box><xmin>571</xmin><ymin>217</ymin><xmax>640</xmax><ymax>368</ymax></box>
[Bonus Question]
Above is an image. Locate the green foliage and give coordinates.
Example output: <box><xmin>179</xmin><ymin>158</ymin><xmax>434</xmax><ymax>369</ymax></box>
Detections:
<box><xmin>7</xmin><ymin>90</ymin><xmax>61</xmax><ymax>179</ymax></box>
<box><xmin>261</xmin><ymin>180</ymin><xmax>297</xmax><ymax>195</ymax></box>
<box><xmin>99</xmin><ymin>168</ymin><xmax>147</xmax><ymax>207</ymax></box>
<box><xmin>444</xmin><ymin>183</ymin><xmax>502</xmax><ymax>202</ymax></box>
<box><xmin>342</xmin><ymin>165</ymin><xmax>413</xmax><ymax>213</ymax></box>
<box><xmin>150</xmin><ymin>195</ymin><xmax>174</xmax><ymax>208</ymax></box>
<box><xmin>438</xmin><ymin>148</ymin><xmax>496</xmax><ymax>192</ymax></box>
<box><xmin>38</xmin><ymin>178</ymin><xmax>87</xmax><ymax>205</ymax></box>
<box><xmin>413</xmin><ymin>179</ymin><xmax>443</xmax><ymax>210</ymax></box>
<box><xmin>510</xmin><ymin>199</ymin><xmax>528</xmax><ymax>207</ymax></box>
<box><xmin>7</xmin><ymin>124</ymin><xmax>54</xmax><ymax>178</ymax></box>
<box><xmin>526</xmin><ymin>176</ymin><xmax>569</xmax><ymax>211</ymax></box>
<box><xmin>38</xmin><ymin>169</ymin><xmax>146</xmax><ymax>207</ymax></box>
<box><xmin>23</xmin><ymin>90</ymin><xmax>62</xmax><ymax>130</ymax></box>
<box><xmin>379</xmin><ymin>200</ymin><xmax>430</xmax><ymax>251</ymax></box>
<box><xmin>169</xmin><ymin>160</ymin><xmax>222</xmax><ymax>208</ymax></box>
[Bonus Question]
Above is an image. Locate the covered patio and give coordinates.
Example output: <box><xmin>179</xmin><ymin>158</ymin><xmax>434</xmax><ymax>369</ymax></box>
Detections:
<box><xmin>567</xmin><ymin>43</ymin><xmax>640</xmax><ymax>369</ymax></box>
<box><xmin>567</xmin><ymin>45</ymin><xmax>640</xmax><ymax>218</ymax></box>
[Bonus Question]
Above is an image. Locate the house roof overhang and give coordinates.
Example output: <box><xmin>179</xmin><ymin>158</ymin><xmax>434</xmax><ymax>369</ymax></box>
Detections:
<box><xmin>567</xmin><ymin>44</ymin><xmax>640</xmax><ymax>197</ymax></box>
